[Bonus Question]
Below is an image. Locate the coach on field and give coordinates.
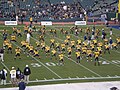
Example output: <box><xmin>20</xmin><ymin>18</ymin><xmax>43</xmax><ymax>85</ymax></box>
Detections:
<box><xmin>24</xmin><ymin>65</ymin><xmax>31</xmax><ymax>84</ymax></box>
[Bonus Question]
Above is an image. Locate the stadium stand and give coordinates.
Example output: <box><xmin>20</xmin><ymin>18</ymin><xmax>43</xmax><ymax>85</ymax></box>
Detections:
<box><xmin>0</xmin><ymin>0</ymin><xmax>119</xmax><ymax>22</ymax></box>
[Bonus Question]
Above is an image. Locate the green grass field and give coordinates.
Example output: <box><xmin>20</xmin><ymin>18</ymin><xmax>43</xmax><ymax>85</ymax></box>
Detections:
<box><xmin>0</xmin><ymin>24</ymin><xmax>120</xmax><ymax>88</ymax></box>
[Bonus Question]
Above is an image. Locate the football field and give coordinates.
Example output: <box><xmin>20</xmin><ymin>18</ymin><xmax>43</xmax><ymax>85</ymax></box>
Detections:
<box><xmin>0</xmin><ymin>24</ymin><xmax>120</xmax><ymax>87</ymax></box>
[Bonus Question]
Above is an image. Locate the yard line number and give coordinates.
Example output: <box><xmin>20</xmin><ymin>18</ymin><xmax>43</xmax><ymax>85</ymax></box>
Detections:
<box><xmin>31</xmin><ymin>62</ymin><xmax>57</xmax><ymax>67</ymax></box>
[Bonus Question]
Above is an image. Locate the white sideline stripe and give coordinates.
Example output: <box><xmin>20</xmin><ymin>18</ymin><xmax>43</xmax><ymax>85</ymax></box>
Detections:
<box><xmin>1</xmin><ymin>76</ymin><xmax>120</xmax><ymax>85</ymax></box>
<box><xmin>46</xmin><ymin>33</ymin><xmax>102</xmax><ymax>77</ymax></box>
<box><xmin>12</xmin><ymin>42</ymin><xmax>62</xmax><ymax>79</ymax></box>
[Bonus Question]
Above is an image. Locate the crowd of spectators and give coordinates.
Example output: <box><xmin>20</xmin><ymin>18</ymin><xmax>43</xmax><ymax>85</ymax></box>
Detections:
<box><xmin>0</xmin><ymin>0</ymin><xmax>86</xmax><ymax>21</ymax></box>
<box><xmin>0</xmin><ymin>0</ymin><xmax>119</xmax><ymax>21</ymax></box>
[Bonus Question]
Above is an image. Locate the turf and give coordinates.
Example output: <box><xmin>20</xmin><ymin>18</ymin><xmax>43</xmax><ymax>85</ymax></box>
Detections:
<box><xmin>0</xmin><ymin>24</ymin><xmax>120</xmax><ymax>88</ymax></box>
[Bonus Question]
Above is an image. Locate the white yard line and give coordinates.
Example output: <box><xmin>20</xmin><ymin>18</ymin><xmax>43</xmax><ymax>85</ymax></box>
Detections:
<box><xmin>1</xmin><ymin>62</ymin><xmax>10</xmax><ymax>72</ymax></box>
<box><xmin>41</xmin><ymin>33</ymin><xmax>102</xmax><ymax>77</ymax></box>
<box><xmin>12</xmin><ymin>42</ymin><xmax>62</xmax><ymax>79</ymax></box>
<box><xmin>68</xmin><ymin>32</ymin><xmax>120</xmax><ymax>68</ymax></box>
<box><xmin>0</xmin><ymin>33</ymin><xmax>62</xmax><ymax>79</ymax></box>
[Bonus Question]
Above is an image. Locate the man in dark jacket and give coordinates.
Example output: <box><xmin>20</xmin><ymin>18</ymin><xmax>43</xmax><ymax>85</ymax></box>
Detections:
<box><xmin>18</xmin><ymin>79</ymin><xmax>26</xmax><ymax>90</ymax></box>
<box><xmin>23</xmin><ymin>65</ymin><xmax>31</xmax><ymax>84</ymax></box>
<box><xmin>0</xmin><ymin>67</ymin><xmax>7</xmax><ymax>85</ymax></box>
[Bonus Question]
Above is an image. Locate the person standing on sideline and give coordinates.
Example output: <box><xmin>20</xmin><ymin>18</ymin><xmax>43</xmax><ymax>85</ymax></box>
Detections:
<box><xmin>18</xmin><ymin>79</ymin><xmax>26</xmax><ymax>90</ymax></box>
<box><xmin>29</xmin><ymin>17</ymin><xmax>33</xmax><ymax>24</ymax></box>
<box><xmin>10</xmin><ymin>67</ymin><xmax>17</xmax><ymax>87</ymax></box>
<box><xmin>23</xmin><ymin>65</ymin><xmax>31</xmax><ymax>84</ymax></box>
<box><xmin>0</xmin><ymin>67</ymin><xmax>7</xmax><ymax>85</ymax></box>
<box><xmin>0</xmin><ymin>47</ymin><xmax>4</xmax><ymax>62</ymax></box>
<box><xmin>16</xmin><ymin>68</ymin><xmax>21</xmax><ymax>84</ymax></box>
<box><xmin>26</xmin><ymin>33</ymin><xmax>31</xmax><ymax>44</ymax></box>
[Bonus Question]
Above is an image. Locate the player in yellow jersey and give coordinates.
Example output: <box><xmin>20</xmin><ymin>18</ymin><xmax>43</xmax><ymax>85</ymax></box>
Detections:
<box><xmin>64</xmin><ymin>39</ymin><xmax>69</xmax><ymax>45</ymax></box>
<box><xmin>36</xmin><ymin>41</ymin><xmax>40</xmax><ymax>47</ymax></box>
<box><xmin>58</xmin><ymin>53</ymin><xmax>64</xmax><ymax>66</ymax></box>
<box><xmin>103</xmin><ymin>38</ymin><xmax>108</xmax><ymax>45</ymax></box>
<box><xmin>17</xmin><ymin>29</ymin><xmax>22</xmax><ymax>37</ymax></box>
<box><xmin>39</xmin><ymin>35</ymin><xmax>44</xmax><ymax>41</ymax></box>
<box><xmin>66</xmin><ymin>35</ymin><xmax>70</xmax><ymax>40</ymax></box>
<box><xmin>82</xmin><ymin>41</ymin><xmax>88</xmax><ymax>47</ymax></box>
<box><xmin>86</xmin><ymin>49</ymin><xmax>92</xmax><ymax>62</ymax></box>
<box><xmin>67</xmin><ymin>47</ymin><xmax>72</xmax><ymax>58</ymax></box>
<box><xmin>112</xmin><ymin>42</ymin><xmax>117</xmax><ymax>50</ymax></box>
<box><xmin>61</xmin><ymin>43</ymin><xmax>65</xmax><ymax>53</ymax></box>
<box><xmin>97</xmin><ymin>46</ymin><xmax>102</xmax><ymax>56</ymax></box>
<box><xmin>94</xmin><ymin>50</ymin><xmax>100</xmax><ymax>66</ymax></box>
<box><xmin>97</xmin><ymin>42</ymin><xmax>103</xmax><ymax>48</ymax></box>
<box><xmin>104</xmin><ymin>44</ymin><xmax>110</xmax><ymax>54</ymax></box>
<box><xmin>90</xmin><ymin>43</ymin><xmax>95</xmax><ymax>51</ymax></box>
<box><xmin>21</xmin><ymin>41</ymin><xmax>25</xmax><ymax>48</ymax></box>
<box><xmin>55</xmin><ymin>42</ymin><xmax>60</xmax><ymax>51</ymax></box>
<box><xmin>7</xmin><ymin>43</ymin><xmax>12</xmax><ymax>54</ymax></box>
<box><xmin>45</xmin><ymin>46</ymin><xmax>50</xmax><ymax>56</ymax></box>
<box><xmin>29</xmin><ymin>45</ymin><xmax>34</xmax><ymax>54</ymax></box>
<box><xmin>70</xmin><ymin>40</ymin><xmax>75</xmax><ymax>48</ymax></box>
<box><xmin>51</xmin><ymin>49</ymin><xmax>57</xmax><ymax>60</ymax></box>
<box><xmin>77</xmin><ymin>39</ymin><xmax>82</xmax><ymax>45</ymax></box>
<box><xmin>76</xmin><ymin>51</ymin><xmax>81</xmax><ymax>63</ymax></box>
<box><xmin>50</xmin><ymin>39</ymin><xmax>55</xmax><ymax>48</ymax></box>
<box><xmin>92</xmin><ymin>39</ymin><xmax>97</xmax><ymax>45</ymax></box>
<box><xmin>82</xmin><ymin>46</ymin><xmax>87</xmax><ymax>55</ymax></box>
<box><xmin>12</xmin><ymin>27</ymin><xmax>17</xmax><ymax>34</ymax></box>
<box><xmin>3</xmin><ymin>39</ymin><xmax>9</xmax><ymax>49</ymax></box>
<box><xmin>41</xmin><ymin>41</ymin><xmax>45</xmax><ymax>51</ymax></box>
<box><xmin>34</xmin><ymin>49</ymin><xmax>41</xmax><ymax>59</ymax></box>
<box><xmin>10</xmin><ymin>35</ymin><xmax>16</xmax><ymax>42</ymax></box>
<box><xmin>53</xmin><ymin>29</ymin><xmax>57</xmax><ymax>37</ymax></box>
<box><xmin>76</xmin><ymin>44</ymin><xmax>81</xmax><ymax>51</ymax></box>
<box><xmin>116</xmin><ymin>37</ymin><xmax>120</xmax><ymax>46</ymax></box>
<box><xmin>14</xmin><ymin>47</ymin><xmax>21</xmax><ymax>59</ymax></box>
<box><xmin>24</xmin><ymin>25</ymin><xmax>28</xmax><ymax>33</ymax></box>
<box><xmin>24</xmin><ymin>41</ymin><xmax>29</xmax><ymax>50</ymax></box>
<box><xmin>60</xmin><ymin>28</ymin><xmax>64</xmax><ymax>34</ymax></box>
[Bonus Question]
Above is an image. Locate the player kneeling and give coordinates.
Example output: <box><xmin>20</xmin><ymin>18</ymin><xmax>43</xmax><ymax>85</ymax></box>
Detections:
<box><xmin>14</xmin><ymin>47</ymin><xmax>21</xmax><ymax>59</ymax></box>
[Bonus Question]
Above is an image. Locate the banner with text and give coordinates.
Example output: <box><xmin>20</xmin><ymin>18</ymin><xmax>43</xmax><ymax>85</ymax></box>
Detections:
<box><xmin>75</xmin><ymin>21</ymin><xmax>86</xmax><ymax>25</ymax></box>
<box><xmin>41</xmin><ymin>21</ymin><xmax>52</xmax><ymax>25</ymax></box>
<box><xmin>5</xmin><ymin>21</ymin><xmax>18</xmax><ymax>25</ymax></box>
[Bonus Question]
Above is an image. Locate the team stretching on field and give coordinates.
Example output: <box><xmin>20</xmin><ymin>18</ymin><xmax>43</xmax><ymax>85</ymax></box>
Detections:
<box><xmin>1</xmin><ymin>25</ymin><xmax>120</xmax><ymax>66</ymax></box>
